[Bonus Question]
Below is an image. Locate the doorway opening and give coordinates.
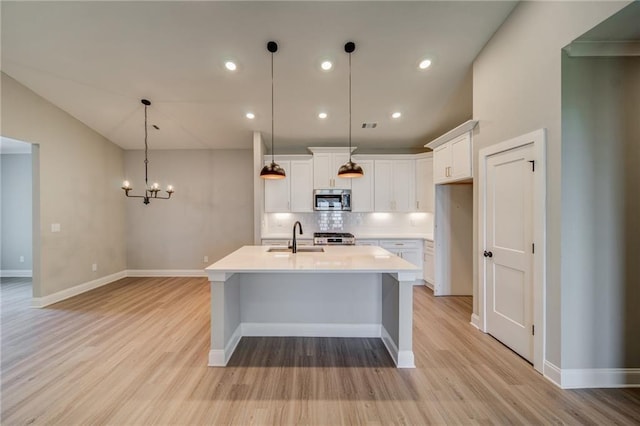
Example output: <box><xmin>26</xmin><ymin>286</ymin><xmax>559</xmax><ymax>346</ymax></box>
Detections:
<box><xmin>0</xmin><ymin>137</ymin><xmax>39</xmax><ymax>304</ymax></box>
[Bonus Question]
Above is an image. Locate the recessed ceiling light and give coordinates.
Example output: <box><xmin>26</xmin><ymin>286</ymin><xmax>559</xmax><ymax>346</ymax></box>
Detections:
<box><xmin>321</xmin><ymin>61</ymin><xmax>333</xmax><ymax>71</ymax></box>
<box><xmin>392</xmin><ymin>112</ymin><xmax>402</xmax><ymax>119</ymax></box>
<box><xmin>318</xmin><ymin>112</ymin><xmax>328</xmax><ymax>119</ymax></box>
<box><xmin>225</xmin><ymin>61</ymin><xmax>237</xmax><ymax>71</ymax></box>
<box><xmin>418</xmin><ymin>59</ymin><xmax>432</xmax><ymax>70</ymax></box>
<box><xmin>246</xmin><ymin>112</ymin><xmax>255</xmax><ymax>119</ymax></box>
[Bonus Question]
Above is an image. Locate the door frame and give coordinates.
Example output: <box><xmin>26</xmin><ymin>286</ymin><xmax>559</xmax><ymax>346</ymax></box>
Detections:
<box><xmin>478</xmin><ymin>128</ymin><xmax>546</xmax><ymax>373</ymax></box>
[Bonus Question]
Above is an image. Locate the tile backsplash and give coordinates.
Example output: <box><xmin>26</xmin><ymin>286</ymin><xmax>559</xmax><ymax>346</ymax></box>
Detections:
<box><xmin>263</xmin><ymin>211</ymin><xmax>433</xmax><ymax>237</ymax></box>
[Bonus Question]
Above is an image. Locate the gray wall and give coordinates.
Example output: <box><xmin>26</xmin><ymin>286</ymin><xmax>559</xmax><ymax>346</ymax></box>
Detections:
<box><xmin>1</xmin><ymin>73</ymin><xmax>126</xmax><ymax>297</ymax></box>
<box><xmin>1</xmin><ymin>153</ymin><xmax>32</xmax><ymax>271</ymax></box>
<box><xmin>561</xmin><ymin>55</ymin><xmax>640</xmax><ymax>369</ymax></box>
<box><xmin>124</xmin><ymin>149</ymin><xmax>253</xmax><ymax>270</ymax></box>
<box><xmin>472</xmin><ymin>1</ymin><xmax>628</xmax><ymax>367</ymax></box>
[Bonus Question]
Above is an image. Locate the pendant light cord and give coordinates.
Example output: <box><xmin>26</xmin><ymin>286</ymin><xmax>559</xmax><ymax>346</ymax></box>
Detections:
<box><xmin>144</xmin><ymin>103</ymin><xmax>149</xmax><ymax>187</ymax></box>
<box><xmin>271</xmin><ymin>50</ymin><xmax>275</xmax><ymax>164</ymax></box>
<box><xmin>348</xmin><ymin>51</ymin><xmax>352</xmax><ymax>163</ymax></box>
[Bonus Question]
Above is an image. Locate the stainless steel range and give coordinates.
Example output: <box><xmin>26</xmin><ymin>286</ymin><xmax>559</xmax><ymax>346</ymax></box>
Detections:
<box><xmin>313</xmin><ymin>232</ymin><xmax>356</xmax><ymax>246</ymax></box>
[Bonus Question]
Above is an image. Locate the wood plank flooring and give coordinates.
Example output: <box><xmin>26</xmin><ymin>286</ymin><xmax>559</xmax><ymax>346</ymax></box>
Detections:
<box><xmin>1</xmin><ymin>276</ymin><xmax>639</xmax><ymax>425</ymax></box>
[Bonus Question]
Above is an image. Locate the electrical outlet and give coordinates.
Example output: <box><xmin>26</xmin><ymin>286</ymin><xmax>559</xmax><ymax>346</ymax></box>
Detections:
<box><xmin>51</xmin><ymin>223</ymin><xmax>61</xmax><ymax>232</ymax></box>
<box><xmin>204</xmin><ymin>256</ymin><xmax>209</xmax><ymax>263</ymax></box>
<box><xmin>276</xmin><ymin>220</ymin><xmax>283</xmax><ymax>227</ymax></box>
<box><xmin>92</xmin><ymin>263</ymin><xmax>97</xmax><ymax>272</ymax></box>
<box><xmin>19</xmin><ymin>256</ymin><xmax>25</xmax><ymax>263</ymax></box>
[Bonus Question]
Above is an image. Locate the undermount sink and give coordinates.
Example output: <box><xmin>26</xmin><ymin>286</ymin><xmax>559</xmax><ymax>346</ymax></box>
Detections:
<box><xmin>267</xmin><ymin>247</ymin><xmax>325</xmax><ymax>253</ymax></box>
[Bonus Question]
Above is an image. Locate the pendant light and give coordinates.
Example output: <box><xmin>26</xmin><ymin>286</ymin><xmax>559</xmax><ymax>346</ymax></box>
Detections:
<box><xmin>121</xmin><ymin>99</ymin><xmax>174</xmax><ymax>204</ymax></box>
<box><xmin>260</xmin><ymin>41</ymin><xmax>286</xmax><ymax>180</ymax></box>
<box><xmin>338</xmin><ymin>41</ymin><xmax>364</xmax><ymax>178</ymax></box>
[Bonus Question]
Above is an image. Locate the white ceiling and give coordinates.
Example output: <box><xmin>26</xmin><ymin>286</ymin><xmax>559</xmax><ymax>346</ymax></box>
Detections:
<box><xmin>1</xmin><ymin>1</ymin><xmax>517</xmax><ymax>152</ymax></box>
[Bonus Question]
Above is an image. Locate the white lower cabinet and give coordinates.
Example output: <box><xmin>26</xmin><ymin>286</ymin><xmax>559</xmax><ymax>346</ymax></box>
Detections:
<box><xmin>379</xmin><ymin>240</ymin><xmax>423</xmax><ymax>282</ymax></box>
<box><xmin>423</xmin><ymin>239</ymin><xmax>434</xmax><ymax>289</ymax></box>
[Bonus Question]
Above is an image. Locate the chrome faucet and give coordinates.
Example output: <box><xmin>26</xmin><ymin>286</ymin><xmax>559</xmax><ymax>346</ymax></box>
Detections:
<box><xmin>292</xmin><ymin>221</ymin><xmax>303</xmax><ymax>253</ymax></box>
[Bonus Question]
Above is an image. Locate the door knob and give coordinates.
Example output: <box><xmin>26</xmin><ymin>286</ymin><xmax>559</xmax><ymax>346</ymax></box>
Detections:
<box><xmin>483</xmin><ymin>250</ymin><xmax>493</xmax><ymax>258</ymax></box>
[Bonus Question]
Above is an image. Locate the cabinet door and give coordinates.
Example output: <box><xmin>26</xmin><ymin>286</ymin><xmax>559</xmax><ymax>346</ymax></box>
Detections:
<box><xmin>374</xmin><ymin>160</ymin><xmax>393</xmax><ymax>211</ymax></box>
<box><xmin>415</xmin><ymin>157</ymin><xmax>434</xmax><ymax>212</ymax></box>
<box><xmin>332</xmin><ymin>152</ymin><xmax>353</xmax><ymax>189</ymax></box>
<box><xmin>351</xmin><ymin>159</ymin><xmax>374</xmax><ymax>212</ymax></box>
<box><xmin>264</xmin><ymin>160</ymin><xmax>290</xmax><ymax>212</ymax></box>
<box><xmin>313</xmin><ymin>153</ymin><xmax>332</xmax><ymax>189</ymax></box>
<box><xmin>400</xmin><ymin>249</ymin><xmax>422</xmax><ymax>270</ymax></box>
<box><xmin>433</xmin><ymin>144</ymin><xmax>450</xmax><ymax>184</ymax></box>
<box><xmin>450</xmin><ymin>134</ymin><xmax>472</xmax><ymax>181</ymax></box>
<box><xmin>290</xmin><ymin>159</ymin><xmax>313</xmax><ymax>212</ymax></box>
<box><xmin>423</xmin><ymin>240</ymin><xmax>434</xmax><ymax>285</ymax></box>
<box><xmin>392</xmin><ymin>159</ymin><xmax>415</xmax><ymax>212</ymax></box>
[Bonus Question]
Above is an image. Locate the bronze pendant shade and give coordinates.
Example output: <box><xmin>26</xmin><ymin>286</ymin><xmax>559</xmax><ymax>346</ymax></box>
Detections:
<box><xmin>260</xmin><ymin>41</ymin><xmax>286</xmax><ymax>180</ymax></box>
<box><xmin>337</xmin><ymin>41</ymin><xmax>363</xmax><ymax>179</ymax></box>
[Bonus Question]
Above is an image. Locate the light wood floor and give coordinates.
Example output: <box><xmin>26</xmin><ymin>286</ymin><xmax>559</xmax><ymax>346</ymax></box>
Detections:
<box><xmin>2</xmin><ymin>276</ymin><xmax>639</xmax><ymax>425</ymax></box>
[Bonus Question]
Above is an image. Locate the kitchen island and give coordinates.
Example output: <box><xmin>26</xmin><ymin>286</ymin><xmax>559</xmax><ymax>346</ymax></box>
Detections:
<box><xmin>205</xmin><ymin>245</ymin><xmax>419</xmax><ymax>368</ymax></box>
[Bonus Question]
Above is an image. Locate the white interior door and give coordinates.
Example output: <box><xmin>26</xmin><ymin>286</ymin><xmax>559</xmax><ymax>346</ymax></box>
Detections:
<box><xmin>485</xmin><ymin>143</ymin><xmax>534</xmax><ymax>362</ymax></box>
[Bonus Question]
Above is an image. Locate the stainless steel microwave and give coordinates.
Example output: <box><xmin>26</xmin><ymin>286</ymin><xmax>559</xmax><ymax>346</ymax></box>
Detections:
<box><xmin>313</xmin><ymin>189</ymin><xmax>352</xmax><ymax>211</ymax></box>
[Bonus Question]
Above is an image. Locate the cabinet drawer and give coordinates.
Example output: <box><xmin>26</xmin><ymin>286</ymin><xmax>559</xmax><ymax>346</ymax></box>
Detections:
<box><xmin>423</xmin><ymin>240</ymin><xmax>434</xmax><ymax>254</ymax></box>
<box><xmin>379</xmin><ymin>240</ymin><xmax>421</xmax><ymax>249</ymax></box>
<box><xmin>356</xmin><ymin>239</ymin><xmax>379</xmax><ymax>246</ymax></box>
<box><xmin>262</xmin><ymin>239</ymin><xmax>290</xmax><ymax>246</ymax></box>
<box><xmin>262</xmin><ymin>239</ymin><xmax>313</xmax><ymax>247</ymax></box>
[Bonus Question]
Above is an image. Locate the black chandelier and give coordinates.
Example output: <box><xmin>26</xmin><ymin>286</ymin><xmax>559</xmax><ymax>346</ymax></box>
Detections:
<box><xmin>121</xmin><ymin>99</ymin><xmax>174</xmax><ymax>204</ymax></box>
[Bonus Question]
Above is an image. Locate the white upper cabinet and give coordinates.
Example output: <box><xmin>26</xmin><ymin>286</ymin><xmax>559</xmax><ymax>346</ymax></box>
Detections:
<box><xmin>426</xmin><ymin>120</ymin><xmax>477</xmax><ymax>185</ymax></box>
<box><xmin>374</xmin><ymin>159</ymin><xmax>415</xmax><ymax>212</ymax></box>
<box><xmin>350</xmin><ymin>158</ymin><xmax>374</xmax><ymax>212</ymax></box>
<box><xmin>415</xmin><ymin>155</ymin><xmax>434</xmax><ymax>212</ymax></box>
<box><xmin>309</xmin><ymin>148</ymin><xmax>352</xmax><ymax>189</ymax></box>
<box><xmin>433</xmin><ymin>133</ymin><xmax>472</xmax><ymax>184</ymax></box>
<box><xmin>264</xmin><ymin>160</ymin><xmax>290</xmax><ymax>212</ymax></box>
<box><xmin>264</xmin><ymin>157</ymin><xmax>313</xmax><ymax>213</ymax></box>
<box><xmin>290</xmin><ymin>159</ymin><xmax>314</xmax><ymax>212</ymax></box>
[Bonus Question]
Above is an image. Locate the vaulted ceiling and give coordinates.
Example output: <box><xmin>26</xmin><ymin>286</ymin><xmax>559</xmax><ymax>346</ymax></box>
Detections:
<box><xmin>1</xmin><ymin>1</ymin><xmax>517</xmax><ymax>152</ymax></box>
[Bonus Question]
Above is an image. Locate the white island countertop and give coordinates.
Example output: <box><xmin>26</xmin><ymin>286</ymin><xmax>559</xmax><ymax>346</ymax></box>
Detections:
<box><xmin>205</xmin><ymin>245</ymin><xmax>419</xmax><ymax>276</ymax></box>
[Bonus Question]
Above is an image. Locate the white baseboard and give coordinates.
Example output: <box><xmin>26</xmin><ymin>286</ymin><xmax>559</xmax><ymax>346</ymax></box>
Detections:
<box><xmin>543</xmin><ymin>360</ymin><xmax>562</xmax><ymax>387</ymax></box>
<box><xmin>562</xmin><ymin>368</ymin><xmax>640</xmax><ymax>389</ymax></box>
<box><xmin>209</xmin><ymin>324</ymin><xmax>242</xmax><ymax>367</ymax></box>
<box><xmin>381</xmin><ymin>325</ymin><xmax>415</xmax><ymax>368</ymax></box>
<box><xmin>32</xmin><ymin>269</ymin><xmax>207</xmax><ymax>307</ymax></box>
<box><xmin>470</xmin><ymin>313</ymin><xmax>481</xmax><ymax>330</ymax></box>
<box><xmin>32</xmin><ymin>270</ymin><xmax>127</xmax><ymax>308</ymax></box>
<box><xmin>0</xmin><ymin>269</ymin><xmax>32</xmax><ymax>278</ymax></box>
<box><xmin>544</xmin><ymin>360</ymin><xmax>640</xmax><ymax>389</ymax></box>
<box><xmin>241</xmin><ymin>322</ymin><xmax>381</xmax><ymax>338</ymax></box>
<box><xmin>126</xmin><ymin>269</ymin><xmax>207</xmax><ymax>277</ymax></box>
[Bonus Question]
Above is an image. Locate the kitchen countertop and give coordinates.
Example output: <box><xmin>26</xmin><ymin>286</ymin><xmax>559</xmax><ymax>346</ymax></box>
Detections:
<box><xmin>261</xmin><ymin>233</ymin><xmax>433</xmax><ymax>241</ymax></box>
<box><xmin>205</xmin><ymin>245</ymin><xmax>420</xmax><ymax>275</ymax></box>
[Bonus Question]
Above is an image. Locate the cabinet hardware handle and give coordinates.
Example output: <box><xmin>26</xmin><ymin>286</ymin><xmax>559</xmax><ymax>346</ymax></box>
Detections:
<box><xmin>417</xmin><ymin>201</ymin><xmax>420</xmax><ymax>209</ymax></box>
<box><xmin>483</xmin><ymin>250</ymin><xmax>493</xmax><ymax>258</ymax></box>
